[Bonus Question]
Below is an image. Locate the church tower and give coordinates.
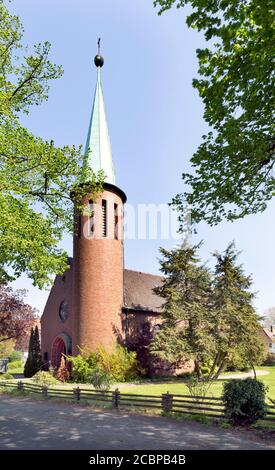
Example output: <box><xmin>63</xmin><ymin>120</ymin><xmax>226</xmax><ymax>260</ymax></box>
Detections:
<box><xmin>72</xmin><ymin>43</ymin><xmax>126</xmax><ymax>354</ymax></box>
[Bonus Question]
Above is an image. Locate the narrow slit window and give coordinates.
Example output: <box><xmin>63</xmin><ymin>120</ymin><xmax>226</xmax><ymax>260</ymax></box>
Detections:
<box><xmin>89</xmin><ymin>200</ymin><xmax>94</xmax><ymax>235</ymax></box>
<box><xmin>114</xmin><ymin>203</ymin><xmax>118</xmax><ymax>239</ymax></box>
<box><xmin>102</xmin><ymin>199</ymin><xmax>107</xmax><ymax>237</ymax></box>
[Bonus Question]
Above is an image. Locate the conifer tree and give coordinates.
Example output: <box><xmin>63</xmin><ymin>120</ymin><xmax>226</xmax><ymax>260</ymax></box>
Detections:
<box><xmin>24</xmin><ymin>325</ymin><xmax>42</xmax><ymax>377</ymax></box>
<box><xmin>55</xmin><ymin>355</ymin><xmax>69</xmax><ymax>382</ymax></box>
<box><xmin>150</xmin><ymin>243</ymin><xmax>213</xmax><ymax>378</ymax></box>
<box><xmin>209</xmin><ymin>242</ymin><xmax>264</xmax><ymax>379</ymax></box>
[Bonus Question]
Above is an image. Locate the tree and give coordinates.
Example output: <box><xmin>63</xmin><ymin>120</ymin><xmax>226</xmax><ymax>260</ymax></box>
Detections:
<box><xmin>24</xmin><ymin>325</ymin><xmax>42</xmax><ymax>377</ymax></box>
<box><xmin>0</xmin><ymin>338</ymin><xmax>15</xmax><ymax>358</ymax></box>
<box><xmin>0</xmin><ymin>1</ymin><xmax>104</xmax><ymax>287</ymax></box>
<box><xmin>150</xmin><ymin>243</ymin><xmax>214</xmax><ymax>378</ymax></box>
<box><xmin>263</xmin><ymin>307</ymin><xmax>275</xmax><ymax>328</ymax></box>
<box><xmin>154</xmin><ymin>0</ymin><xmax>274</xmax><ymax>225</ymax></box>
<box><xmin>0</xmin><ymin>284</ymin><xmax>38</xmax><ymax>343</ymax></box>
<box><xmin>209</xmin><ymin>242</ymin><xmax>263</xmax><ymax>378</ymax></box>
<box><xmin>55</xmin><ymin>355</ymin><xmax>69</xmax><ymax>382</ymax></box>
<box><xmin>151</xmin><ymin>241</ymin><xmax>264</xmax><ymax>380</ymax></box>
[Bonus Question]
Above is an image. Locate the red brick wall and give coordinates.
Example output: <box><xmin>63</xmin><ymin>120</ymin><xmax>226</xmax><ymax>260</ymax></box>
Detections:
<box><xmin>40</xmin><ymin>264</ymin><xmax>74</xmax><ymax>364</ymax></box>
<box><xmin>72</xmin><ymin>187</ymin><xmax>124</xmax><ymax>354</ymax></box>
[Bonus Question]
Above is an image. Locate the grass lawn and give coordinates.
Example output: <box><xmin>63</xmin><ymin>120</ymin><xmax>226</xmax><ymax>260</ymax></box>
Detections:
<box><xmin>116</xmin><ymin>366</ymin><xmax>275</xmax><ymax>402</ymax></box>
<box><xmin>3</xmin><ymin>365</ymin><xmax>275</xmax><ymax>402</ymax></box>
<box><xmin>9</xmin><ymin>367</ymin><xmax>24</xmax><ymax>375</ymax></box>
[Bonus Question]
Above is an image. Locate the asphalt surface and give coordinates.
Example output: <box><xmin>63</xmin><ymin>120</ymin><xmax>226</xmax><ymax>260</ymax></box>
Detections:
<box><xmin>0</xmin><ymin>395</ymin><xmax>274</xmax><ymax>450</ymax></box>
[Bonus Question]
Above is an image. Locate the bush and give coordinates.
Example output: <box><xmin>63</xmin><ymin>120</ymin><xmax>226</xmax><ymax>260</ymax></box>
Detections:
<box><xmin>66</xmin><ymin>353</ymin><xmax>92</xmax><ymax>383</ymax></box>
<box><xmin>88</xmin><ymin>369</ymin><xmax>111</xmax><ymax>391</ymax></box>
<box><xmin>91</xmin><ymin>345</ymin><xmax>138</xmax><ymax>382</ymax></box>
<box><xmin>67</xmin><ymin>344</ymin><xmax>138</xmax><ymax>384</ymax></box>
<box><xmin>0</xmin><ymin>372</ymin><xmax>14</xmax><ymax>380</ymax></box>
<box><xmin>8</xmin><ymin>360</ymin><xmax>22</xmax><ymax>369</ymax></box>
<box><xmin>55</xmin><ymin>356</ymin><xmax>70</xmax><ymax>382</ymax></box>
<box><xmin>8</xmin><ymin>351</ymin><xmax>22</xmax><ymax>362</ymax></box>
<box><xmin>222</xmin><ymin>378</ymin><xmax>267</xmax><ymax>425</ymax></box>
<box><xmin>32</xmin><ymin>371</ymin><xmax>59</xmax><ymax>387</ymax></box>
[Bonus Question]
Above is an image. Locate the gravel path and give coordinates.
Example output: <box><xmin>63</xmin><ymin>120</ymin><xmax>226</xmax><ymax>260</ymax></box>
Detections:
<box><xmin>219</xmin><ymin>370</ymin><xmax>269</xmax><ymax>380</ymax></box>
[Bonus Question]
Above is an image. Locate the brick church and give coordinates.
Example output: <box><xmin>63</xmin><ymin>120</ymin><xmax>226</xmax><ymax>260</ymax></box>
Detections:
<box><xmin>41</xmin><ymin>49</ymin><xmax>165</xmax><ymax>370</ymax></box>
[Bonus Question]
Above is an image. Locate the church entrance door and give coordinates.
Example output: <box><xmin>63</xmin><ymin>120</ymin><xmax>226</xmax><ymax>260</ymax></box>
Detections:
<box><xmin>51</xmin><ymin>336</ymin><xmax>66</xmax><ymax>369</ymax></box>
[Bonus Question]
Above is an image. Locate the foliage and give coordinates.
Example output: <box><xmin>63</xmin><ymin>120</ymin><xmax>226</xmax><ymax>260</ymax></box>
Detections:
<box><xmin>0</xmin><ymin>372</ymin><xmax>13</xmax><ymax>380</ymax></box>
<box><xmin>66</xmin><ymin>353</ymin><xmax>92</xmax><ymax>383</ymax></box>
<box><xmin>222</xmin><ymin>378</ymin><xmax>267</xmax><ymax>425</ymax></box>
<box><xmin>0</xmin><ymin>285</ymin><xmax>38</xmax><ymax>343</ymax></box>
<box><xmin>32</xmin><ymin>370</ymin><xmax>59</xmax><ymax>387</ymax></box>
<box><xmin>0</xmin><ymin>338</ymin><xmax>15</xmax><ymax>358</ymax></box>
<box><xmin>88</xmin><ymin>368</ymin><xmax>111</xmax><ymax>391</ymax></box>
<box><xmin>8</xmin><ymin>360</ymin><xmax>22</xmax><ymax>369</ymax></box>
<box><xmin>24</xmin><ymin>326</ymin><xmax>42</xmax><ymax>377</ymax></box>
<box><xmin>90</xmin><ymin>344</ymin><xmax>138</xmax><ymax>382</ymax></box>
<box><xmin>150</xmin><ymin>243</ymin><xmax>214</xmax><ymax>378</ymax></box>
<box><xmin>209</xmin><ymin>242</ymin><xmax>265</xmax><ymax>379</ymax></box>
<box><xmin>8</xmin><ymin>350</ymin><xmax>22</xmax><ymax>362</ymax></box>
<box><xmin>0</xmin><ymin>1</ymin><xmax>105</xmax><ymax>286</ymax></box>
<box><xmin>154</xmin><ymin>0</ymin><xmax>275</xmax><ymax>225</ymax></box>
<box><xmin>151</xmin><ymin>242</ymin><xmax>264</xmax><ymax>380</ymax></box>
<box><xmin>127</xmin><ymin>322</ymin><xmax>155</xmax><ymax>377</ymax></box>
<box><xmin>55</xmin><ymin>355</ymin><xmax>70</xmax><ymax>382</ymax></box>
<box><xmin>67</xmin><ymin>345</ymin><xmax>138</xmax><ymax>383</ymax></box>
<box><xmin>185</xmin><ymin>375</ymin><xmax>212</xmax><ymax>403</ymax></box>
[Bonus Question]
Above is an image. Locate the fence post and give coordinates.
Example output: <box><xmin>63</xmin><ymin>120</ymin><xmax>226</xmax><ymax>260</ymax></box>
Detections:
<box><xmin>42</xmin><ymin>386</ymin><xmax>48</xmax><ymax>398</ymax></box>
<box><xmin>17</xmin><ymin>381</ymin><xmax>24</xmax><ymax>392</ymax></box>
<box><xmin>162</xmin><ymin>392</ymin><xmax>173</xmax><ymax>413</ymax></box>
<box><xmin>73</xmin><ymin>387</ymin><xmax>81</xmax><ymax>401</ymax></box>
<box><xmin>112</xmin><ymin>388</ymin><xmax>120</xmax><ymax>409</ymax></box>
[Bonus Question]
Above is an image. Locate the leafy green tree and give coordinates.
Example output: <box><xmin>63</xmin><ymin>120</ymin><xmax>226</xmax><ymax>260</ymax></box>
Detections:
<box><xmin>154</xmin><ymin>0</ymin><xmax>274</xmax><ymax>225</ymax></box>
<box><xmin>0</xmin><ymin>1</ymin><xmax>104</xmax><ymax>287</ymax></box>
<box><xmin>24</xmin><ymin>325</ymin><xmax>42</xmax><ymax>377</ymax></box>
<box><xmin>209</xmin><ymin>242</ymin><xmax>263</xmax><ymax>379</ymax></box>
<box><xmin>150</xmin><ymin>243</ymin><xmax>214</xmax><ymax>378</ymax></box>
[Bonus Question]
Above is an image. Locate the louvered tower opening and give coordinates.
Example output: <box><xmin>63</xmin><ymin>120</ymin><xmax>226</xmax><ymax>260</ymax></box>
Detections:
<box><xmin>102</xmin><ymin>199</ymin><xmax>107</xmax><ymax>237</ymax></box>
<box><xmin>89</xmin><ymin>200</ymin><xmax>94</xmax><ymax>236</ymax></box>
<box><xmin>114</xmin><ymin>203</ymin><xmax>118</xmax><ymax>239</ymax></box>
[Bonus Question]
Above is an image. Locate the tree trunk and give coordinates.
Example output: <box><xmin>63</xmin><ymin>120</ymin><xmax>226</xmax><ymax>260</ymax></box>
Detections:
<box><xmin>194</xmin><ymin>360</ymin><xmax>201</xmax><ymax>379</ymax></box>
<box><xmin>251</xmin><ymin>362</ymin><xmax>257</xmax><ymax>379</ymax></box>
<box><xmin>213</xmin><ymin>355</ymin><xmax>227</xmax><ymax>380</ymax></box>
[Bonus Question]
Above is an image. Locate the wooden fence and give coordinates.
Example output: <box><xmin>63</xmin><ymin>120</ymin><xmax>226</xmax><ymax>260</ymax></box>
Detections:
<box><xmin>1</xmin><ymin>380</ymin><xmax>275</xmax><ymax>423</ymax></box>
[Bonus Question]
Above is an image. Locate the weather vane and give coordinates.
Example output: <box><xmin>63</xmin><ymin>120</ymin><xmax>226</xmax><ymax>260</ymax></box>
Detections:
<box><xmin>97</xmin><ymin>37</ymin><xmax>101</xmax><ymax>55</ymax></box>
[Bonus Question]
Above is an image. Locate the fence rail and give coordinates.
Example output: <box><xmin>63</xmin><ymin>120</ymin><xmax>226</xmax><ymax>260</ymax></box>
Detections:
<box><xmin>0</xmin><ymin>380</ymin><xmax>274</xmax><ymax>423</ymax></box>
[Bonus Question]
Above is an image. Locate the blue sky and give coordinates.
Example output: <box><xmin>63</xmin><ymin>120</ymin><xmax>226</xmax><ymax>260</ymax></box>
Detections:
<box><xmin>9</xmin><ymin>0</ymin><xmax>275</xmax><ymax>316</ymax></box>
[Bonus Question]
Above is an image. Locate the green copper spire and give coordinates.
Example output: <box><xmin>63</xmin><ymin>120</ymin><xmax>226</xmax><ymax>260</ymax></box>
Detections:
<box><xmin>82</xmin><ymin>39</ymin><xmax>116</xmax><ymax>185</ymax></box>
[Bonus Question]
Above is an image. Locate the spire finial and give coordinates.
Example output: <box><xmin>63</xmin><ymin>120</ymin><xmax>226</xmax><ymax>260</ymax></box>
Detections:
<box><xmin>94</xmin><ymin>38</ymin><xmax>104</xmax><ymax>68</ymax></box>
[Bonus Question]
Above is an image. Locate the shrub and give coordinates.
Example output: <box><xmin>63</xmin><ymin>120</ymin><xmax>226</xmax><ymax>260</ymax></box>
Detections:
<box><xmin>222</xmin><ymin>378</ymin><xmax>267</xmax><ymax>425</ymax></box>
<box><xmin>185</xmin><ymin>376</ymin><xmax>212</xmax><ymax>403</ymax></box>
<box><xmin>8</xmin><ymin>360</ymin><xmax>22</xmax><ymax>369</ymax></box>
<box><xmin>8</xmin><ymin>351</ymin><xmax>22</xmax><ymax>362</ymax></box>
<box><xmin>0</xmin><ymin>372</ymin><xmax>14</xmax><ymax>380</ymax></box>
<box><xmin>55</xmin><ymin>356</ymin><xmax>70</xmax><ymax>382</ymax></box>
<box><xmin>91</xmin><ymin>345</ymin><xmax>138</xmax><ymax>382</ymax></box>
<box><xmin>88</xmin><ymin>368</ymin><xmax>111</xmax><ymax>391</ymax></box>
<box><xmin>32</xmin><ymin>371</ymin><xmax>59</xmax><ymax>387</ymax></box>
<box><xmin>66</xmin><ymin>353</ymin><xmax>92</xmax><ymax>383</ymax></box>
<box><xmin>67</xmin><ymin>344</ymin><xmax>138</xmax><ymax>384</ymax></box>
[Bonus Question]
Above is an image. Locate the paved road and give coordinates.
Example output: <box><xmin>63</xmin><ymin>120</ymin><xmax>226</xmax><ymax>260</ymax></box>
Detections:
<box><xmin>0</xmin><ymin>395</ymin><xmax>273</xmax><ymax>450</ymax></box>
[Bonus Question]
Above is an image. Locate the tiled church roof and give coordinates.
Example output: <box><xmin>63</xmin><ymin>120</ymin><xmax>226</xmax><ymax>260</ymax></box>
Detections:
<box><xmin>123</xmin><ymin>269</ymin><xmax>164</xmax><ymax>313</ymax></box>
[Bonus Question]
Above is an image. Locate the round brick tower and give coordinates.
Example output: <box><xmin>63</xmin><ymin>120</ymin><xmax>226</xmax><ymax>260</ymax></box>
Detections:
<box><xmin>72</xmin><ymin>43</ymin><xmax>127</xmax><ymax>354</ymax></box>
